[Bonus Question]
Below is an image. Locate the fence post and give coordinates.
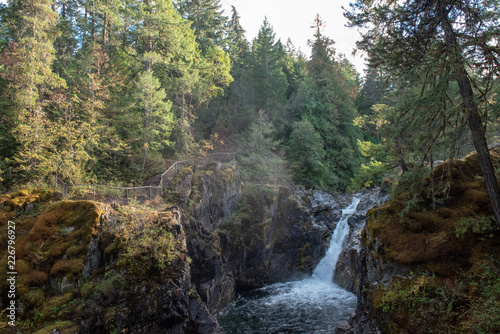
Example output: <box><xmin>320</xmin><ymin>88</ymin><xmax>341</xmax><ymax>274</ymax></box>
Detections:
<box><xmin>93</xmin><ymin>184</ymin><xmax>96</xmax><ymax>201</ymax></box>
<box><xmin>126</xmin><ymin>188</ymin><xmax>129</xmax><ymax>205</ymax></box>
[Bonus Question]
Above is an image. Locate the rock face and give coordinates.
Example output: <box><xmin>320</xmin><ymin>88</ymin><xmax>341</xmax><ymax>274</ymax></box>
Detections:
<box><xmin>183</xmin><ymin>166</ymin><xmax>351</xmax><ymax>312</ymax></box>
<box><xmin>334</xmin><ymin>189</ymin><xmax>391</xmax><ymax>294</ymax></box>
<box><xmin>183</xmin><ymin>163</ymin><xmax>242</xmax><ymax>313</ymax></box>
<box><xmin>177</xmin><ymin>163</ymin><xmax>357</xmax><ymax>317</ymax></box>
<box><xmin>2</xmin><ymin>165</ymin><xmax>375</xmax><ymax>333</ymax></box>
<box><xmin>331</xmin><ymin>189</ymin><xmax>396</xmax><ymax>334</ymax></box>
<box><xmin>79</xmin><ymin>208</ymin><xmax>224</xmax><ymax>334</ymax></box>
<box><xmin>336</xmin><ymin>150</ymin><xmax>500</xmax><ymax>333</ymax></box>
<box><xmin>216</xmin><ymin>185</ymin><xmax>353</xmax><ymax>292</ymax></box>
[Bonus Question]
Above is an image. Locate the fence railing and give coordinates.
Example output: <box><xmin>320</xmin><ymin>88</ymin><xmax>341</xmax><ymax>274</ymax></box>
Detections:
<box><xmin>160</xmin><ymin>160</ymin><xmax>191</xmax><ymax>195</ymax></box>
<box><xmin>160</xmin><ymin>153</ymin><xmax>236</xmax><ymax>193</ymax></box>
<box><xmin>54</xmin><ymin>176</ymin><xmax>162</xmax><ymax>204</ymax></box>
<box><xmin>53</xmin><ymin>152</ymin><xmax>236</xmax><ymax>204</ymax></box>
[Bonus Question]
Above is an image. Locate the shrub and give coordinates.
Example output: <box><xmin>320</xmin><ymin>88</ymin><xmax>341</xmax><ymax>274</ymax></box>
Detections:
<box><xmin>116</xmin><ymin>207</ymin><xmax>185</xmax><ymax>278</ymax></box>
<box><xmin>455</xmin><ymin>214</ymin><xmax>498</xmax><ymax>238</ymax></box>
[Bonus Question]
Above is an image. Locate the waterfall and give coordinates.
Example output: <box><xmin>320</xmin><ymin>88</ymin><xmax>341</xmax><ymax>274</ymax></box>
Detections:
<box><xmin>220</xmin><ymin>195</ymin><xmax>361</xmax><ymax>333</ymax></box>
<box><xmin>312</xmin><ymin>196</ymin><xmax>360</xmax><ymax>283</ymax></box>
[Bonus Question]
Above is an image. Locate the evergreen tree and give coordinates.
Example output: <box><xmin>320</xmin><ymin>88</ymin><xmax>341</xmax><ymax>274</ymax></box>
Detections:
<box><xmin>287</xmin><ymin>118</ymin><xmax>327</xmax><ymax>188</ymax></box>
<box><xmin>53</xmin><ymin>1</ymin><xmax>78</xmax><ymax>77</ymax></box>
<box><xmin>134</xmin><ymin>68</ymin><xmax>174</xmax><ymax>174</ymax></box>
<box><xmin>0</xmin><ymin>0</ymin><xmax>66</xmax><ymax>181</ymax></box>
<box><xmin>125</xmin><ymin>0</ymin><xmax>231</xmax><ymax>154</ymax></box>
<box><xmin>174</xmin><ymin>0</ymin><xmax>229</xmax><ymax>53</ymax></box>
<box><xmin>227</xmin><ymin>5</ymin><xmax>248</xmax><ymax>64</ymax></box>
<box><xmin>238</xmin><ymin>110</ymin><xmax>287</xmax><ymax>183</ymax></box>
<box><xmin>291</xmin><ymin>15</ymin><xmax>361</xmax><ymax>190</ymax></box>
<box><xmin>250</xmin><ymin>18</ymin><xmax>288</xmax><ymax>130</ymax></box>
<box><xmin>347</xmin><ymin>0</ymin><xmax>500</xmax><ymax>223</ymax></box>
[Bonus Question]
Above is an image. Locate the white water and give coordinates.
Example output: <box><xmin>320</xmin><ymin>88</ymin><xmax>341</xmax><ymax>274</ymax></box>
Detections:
<box><xmin>220</xmin><ymin>196</ymin><xmax>361</xmax><ymax>334</ymax></box>
<box><xmin>312</xmin><ymin>196</ymin><xmax>361</xmax><ymax>282</ymax></box>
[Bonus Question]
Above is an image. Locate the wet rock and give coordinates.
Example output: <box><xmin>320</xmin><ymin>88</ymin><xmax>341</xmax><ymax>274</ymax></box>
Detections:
<box><xmin>334</xmin><ymin>188</ymin><xmax>390</xmax><ymax>294</ymax></box>
<box><xmin>83</xmin><ymin>235</ymin><xmax>101</xmax><ymax>278</ymax></box>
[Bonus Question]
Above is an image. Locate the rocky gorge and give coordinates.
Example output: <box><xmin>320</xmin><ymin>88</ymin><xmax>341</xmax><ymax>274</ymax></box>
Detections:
<box><xmin>2</xmin><ymin>149</ymin><xmax>499</xmax><ymax>333</ymax></box>
<box><xmin>0</xmin><ymin>161</ymin><xmax>383</xmax><ymax>333</ymax></box>
<box><xmin>334</xmin><ymin>148</ymin><xmax>500</xmax><ymax>334</ymax></box>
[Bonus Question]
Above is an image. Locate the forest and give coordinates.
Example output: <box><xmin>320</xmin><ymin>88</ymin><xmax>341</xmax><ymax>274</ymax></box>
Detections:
<box><xmin>1</xmin><ymin>1</ymin><xmax>500</xmax><ymax>333</ymax></box>
<box><xmin>0</xmin><ymin>0</ymin><xmax>499</xmax><ymax>206</ymax></box>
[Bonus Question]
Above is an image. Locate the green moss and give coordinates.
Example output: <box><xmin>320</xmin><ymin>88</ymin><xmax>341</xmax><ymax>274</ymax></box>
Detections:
<box><xmin>80</xmin><ymin>281</ymin><xmax>96</xmax><ymax>298</ymax></box>
<box><xmin>1</xmin><ymin>188</ymin><xmax>53</xmax><ymax>213</ymax></box>
<box><xmin>37</xmin><ymin>292</ymin><xmax>73</xmax><ymax>323</ymax></box>
<box><xmin>65</xmin><ymin>244</ymin><xmax>86</xmax><ymax>258</ymax></box>
<box><xmin>365</xmin><ymin>148</ymin><xmax>500</xmax><ymax>333</ymax></box>
<box><xmin>22</xmin><ymin>288</ymin><xmax>46</xmax><ymax>308</ymax></box>
<box><xmin>33</xmin><ymin>320</ymin><xmax>76</xmax><ymax>334</ymax></box>
<box><xmin>93</xmin><ymin>271</ymin><xmax>126</xmax><ymax>298</ymax></box>
<box><xmin>104</xmin><ymin>241</ymin><xmax>118</xmax><ymax>255</ymax></box>
<box><xmin>49</xmin><ymin>259</ymin><xmax>85</xmax><ymax>279</ymax></box>
<box><xmin>47</xmin><ymin>292</ymin><xmax>73</xmax><ymax>309</ymax></box>
<box><xmin>104</xmin><ymin>307</ymin><xmax>118</xmax><ymax>330</ymax></box>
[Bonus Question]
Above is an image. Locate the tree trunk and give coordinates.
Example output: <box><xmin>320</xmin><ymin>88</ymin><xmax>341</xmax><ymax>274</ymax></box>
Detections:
<box><xmin>439</xmin><ymin>4</ymin><xmax>500</xmax><ymax>226</ymax></box>
<box><xmin>457</xmin><ymin>72</ymin><xmax>500</xmax><ymax>226</ymax></box>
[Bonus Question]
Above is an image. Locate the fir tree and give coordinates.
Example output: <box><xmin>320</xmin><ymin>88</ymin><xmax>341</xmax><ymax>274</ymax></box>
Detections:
<box><xmin>347</xmin><ymin>0</ymin><xmax>500</xmax><ymax>223</ymax></box>
<box><xmin>134</xmin><ymin>68</ymin><xmax>174</xmax><ymax>174</ymax></box>
<box><xmin>0</xmin><ymin>0</ymin><xmax>66</xmax><ymax>181</ymax></box>
<box><xmin>250</xmin><ymin>18</ymin><xmax>288</xmax><ymax>129</ymax></box>
<box><xmin>174</xmin><ymin>0</ymin><xmax>229</xmax><ymax>54</ymax></box>
<box><xmin>293</xmin><ymin>14</ymin><xmax>361</xmax><ymax>190</ymax></box>
<box><xmin>287</xmin><ymin>118</ymin><xmax>327</xmax><ymax>188</ymax></box>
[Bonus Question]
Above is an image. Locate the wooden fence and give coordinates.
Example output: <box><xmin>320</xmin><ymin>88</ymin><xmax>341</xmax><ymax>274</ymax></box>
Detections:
<box><xmin>54</xmin><ymin>176</ymin><xmax>162</xmax><ymax>204</ymax></box>
<box><xmin>54</xmin><ymin>152</ymin><xmax>236</xmax><ymax>204</ymax></box>
<box><xmin>160</xmin><ymin>152</ymin><xmax>236</xmax><ymax>193</ymax></box>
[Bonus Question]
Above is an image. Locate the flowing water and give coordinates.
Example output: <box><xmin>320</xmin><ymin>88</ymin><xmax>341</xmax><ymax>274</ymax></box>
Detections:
<box><xmin>219</xmin><ymin>197</ymin><xmax>361</xmax><ymax>334</ymax></box>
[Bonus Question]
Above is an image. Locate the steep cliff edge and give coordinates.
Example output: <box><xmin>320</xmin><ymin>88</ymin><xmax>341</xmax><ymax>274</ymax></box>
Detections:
<box><xmin>173</xmin><ymin>162</ymin><xmax>242</xmax><ymax>314</ymax></box>
<box><xmin>0</xmin><ymin>162</ymin><xmax>356</xmax><ymax>333</ymax></box>
<box><xmin>0</xmin><ymin>189</ymin><xmax>222</xmax><ymax>333</ymax></box>
<box><xmin>336</xmin><ymin>148</ymin><xmax>500</xmax><ymax>334</ymax></box>
<box><xmin>172</xmin><ymin>162</ymin><xmax>353</xmax><ymax>312</ymax></box>
<box><xmin>334</xmin><ymin>189</ymin><xmax>390</xmax><ymax>295</ymax></box>
<box><xmin>217</xmin><ymin>185</ymin><xmax>353</xmax><ymax>291</ymax></box>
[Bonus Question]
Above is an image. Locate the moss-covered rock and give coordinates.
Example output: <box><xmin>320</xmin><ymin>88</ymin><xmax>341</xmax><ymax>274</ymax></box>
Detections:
<box><xmin>344</xmin><ymin>148</ymin><xmax>500</xmax><ymax>333</ymax></box>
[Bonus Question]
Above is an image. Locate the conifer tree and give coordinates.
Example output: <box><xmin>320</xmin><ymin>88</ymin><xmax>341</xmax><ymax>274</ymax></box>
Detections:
<box><xmin>227</xmin><ymin>5</ymin><xmax>248</xmax><ymax>66</ymax></box>
<box><xmin>134</xmin><ymin>68</ymin><xmax>174</xmax><ymax>174</ymax></box>
<box><xmin>174</xmin><ymin>0</ymin><xmax>229</xmax><ymax>53</ymax></box>
<box><xmin>238</xmin><ymin>110</ymin><xmax>287</xmax><ymax>183</ymax></box>
<box><xmin>347</xmin><ymin>0</ymin><xmax>500</xmax><ymax>223</ymax></box>
<box><xmin>250</xmin><ymin>18</ymin><xmax>288</xmax><ymax>129</ymax></box>
<box><xmin>0</xmin><ymin>0</ymin><xmax>66</xmax><ymax>181</ymax></box>
<box><xmin>292</xmin><ymin>14</ymin><xmax>361</xmax><ymax>190</ymax></box>
<box><xmin>287</xmin><ymin>118</ymin><xmax>327</xmax><ymax>188</ymax></box>
<box><xmin>193</xmin><ymin>5</ymin><xmax>250</xmax><ymax>145</ymax></box>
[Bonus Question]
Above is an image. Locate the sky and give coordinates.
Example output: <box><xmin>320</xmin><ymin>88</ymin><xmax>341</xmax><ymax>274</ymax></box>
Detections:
<box><xmin>220</xmin><ymin>0</ymin><xmax>366</xmax><ymax>74</ymax></box>
<box><xmin>0</xmin><ymin>0</ymin><xmax>366</xmax><ymax>73</ymax></box>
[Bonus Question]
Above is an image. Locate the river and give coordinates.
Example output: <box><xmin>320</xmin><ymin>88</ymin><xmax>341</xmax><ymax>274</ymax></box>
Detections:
<box><xmin>219</xmin><ymin>197</ymin><xmax>360</xmax><ymax>334</ymax></box>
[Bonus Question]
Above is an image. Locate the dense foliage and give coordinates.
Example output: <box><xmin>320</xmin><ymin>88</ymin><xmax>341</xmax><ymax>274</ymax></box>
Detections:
<box><xmin>347</xmin><ymin>0</ymin><xmax>500</xmax><ymax>221</ymax></box>
<box><xmin>0</xmin><ymin>1</ymin><xmax>362</xmax><ymax>192</ymax></box>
